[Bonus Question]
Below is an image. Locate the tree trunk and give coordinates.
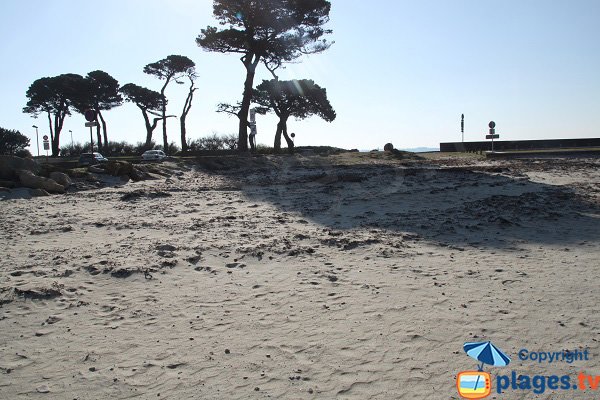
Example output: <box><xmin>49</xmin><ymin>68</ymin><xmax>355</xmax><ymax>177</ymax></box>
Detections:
<box><xmin>138</xmin><ymin>106</ymin><xmax>154</xmax><ymax>148</ymax></box>
<box><xmin>274</xmin><ymin>120</ymin><xmax>284</xmax><ymax>151</ymax></box>
<box><xmin>162</xmin><ymin>123</ymin><xmax>168</xmax><ymax>154</ymax></box>
<box><xmin>180</xmin><ymin>83</ymin><xmax>196</xmax><ymax>153</ymax></box>
<box><xmin>160</xmin><ymin>79</ymin><xmax>170</xmax><ymax>154</ymax></box>
<box><xmin>51</xmin><ymin>113</ymin><xmax>60</xmax><ymax>157</ymax></box>
<box><xmin>238</xmin><ymin>55</ymin><xmax>260</xmax><ymax>152</ymax></box>
<box><xmin>95</xmin><ymin>124</ymin><xmax>103</xmax><ymax>152</ymax></box>
<box><xmin>138</xmin><ymin>106</ymin><xmax>175</xmax><ymax>151</ymax></box>
<box><xmin>47</xmin><ymin>111</ymin><xmax>54</xmax><ymax>146</ymax></box>
<box><xmin>98</xmin><ymin>111</ymin><xmax>108</xmax><ymax>153</ymax></box>
<box><xmin>281</xmin><ymin>119</ymin><xmax>294</xmax><ymax>153</ymax></box>
<box><xmin>51</xmin><ymin>111</ymin><xmax>66</xmax><ymax>157</ymax></box>
<box><xmin>180</xmin><ymin>117</ymin><xmax>187</xmax><ymax>153</ymax></box>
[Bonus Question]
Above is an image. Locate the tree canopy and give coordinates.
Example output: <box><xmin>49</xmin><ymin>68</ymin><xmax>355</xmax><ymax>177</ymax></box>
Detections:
<box><xmin>120</xmin><ymin>83</ymin><xmax>164</xmax><ymax>112</ymax></box>
<box><xmin>143</xmin><ymin>55</ymin><xmax>196</xmax><ymax>81</ymax></box>
<box><xmin>253</xmin><ymin>79</ymin><xmax>335</xmax><ymax>150</ymax></box>
<box><xmin>200</xmin><ymin>0</ymin><xmax>331</xmax><ymax>71</ymax></box>
<box><xmin>0</xmin><ymin>127</ymin><xmax>30</xmax><ymax>155</ymax></box>
<box><xmin>144</xmin><ymin>55</ymin><xmax>196</xmax><ymax>153</ymax></box>
<box><xmin>84</xmin><ymin>70</ymin><xmax>123</xmax><ymax>112</ymax></box>
<box><xmin>120</xmin><ymin>83</ymin><xmax>173</xmax><ymax>148</ymax></box>
<box><xmin>70</xmin><ymin>70</ymin><xmax>123</xmax><ymax>152</ymax></box>
<box><xmin>197</xmin><ymin>0</ymin><xmax>332</xmax><ymax>151</ymax></box>
<box><xmin>23</xmin><ymin>73</ymin><xmax>86</xmax><ymax>156</ymax></box>
<box><xmin>254</xmin><ymin>79</ymin><xmax>335</xmax><ymax>121</ymax></box>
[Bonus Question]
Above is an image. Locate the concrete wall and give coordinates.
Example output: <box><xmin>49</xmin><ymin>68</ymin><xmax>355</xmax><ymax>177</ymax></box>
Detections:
<box><xmin>440</xmin><ymin>138</ymin><xmax>600</xmax><ymax>152</ymax></box>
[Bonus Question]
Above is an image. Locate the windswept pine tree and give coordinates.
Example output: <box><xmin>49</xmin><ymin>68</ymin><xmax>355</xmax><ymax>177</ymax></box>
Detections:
<box><xmin>120</xmin><ymin>83</ymin><xmax>175</xmax><ymax>150</ymax></box>
<box><xmin>143</xmin><ymin>55</ymin><xmax>196</xmax><ymax>153</ymax></box>
<box><xmin>197</xmin><ymin>0</ymin><xmax>332</xmax><ymax>151</ymax></box>
<box><xmin>71</xmin><ymin>71</ymin><xmax>123</xmax><ymax>152</ymax></box>
<box><xmin>23</xmin><ymin>74</ymin><xmax>86</xmax><ymax>156</ymax></box>
<box><xmin>253</xmin><ymin>79</ymin><xmax>336</xmax><ymax>151</ymax></box>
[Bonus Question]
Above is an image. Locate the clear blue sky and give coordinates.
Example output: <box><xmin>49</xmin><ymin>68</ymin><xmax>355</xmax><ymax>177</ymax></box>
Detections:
<box><xmin>1</xmin><ymin>0</ymin><xmax>599</xmax><ymax>151</ymax></box>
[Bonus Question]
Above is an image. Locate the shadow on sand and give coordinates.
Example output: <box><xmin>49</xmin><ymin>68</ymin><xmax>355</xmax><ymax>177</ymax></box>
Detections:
<box><xmin>197</xmin><ymin>155</ymin><xmax>599</xmax><ymax>250</ymax></box>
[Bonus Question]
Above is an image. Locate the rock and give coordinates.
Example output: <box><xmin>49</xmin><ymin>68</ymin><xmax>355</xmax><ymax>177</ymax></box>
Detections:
<box><xmin>103</xmin><ymin>161</ymin><xmax>134</xmax><ymax>177</ymax></box>
<box><xmin>15</xmin><ymin>285</ymin><xmax>62</xmax><ymax>300</ymax></box>
<box><xmin>0</xmin><ymin>180</ymin><xmax>16</xmax><ymax>188</ymax></box>
<box><xmin>89</xmin><ymin>161</ymin><xmax>149</xmax><ymax>182</ymax></box>
<box><xmin>130</xmin><ymin>166</ymin><xmax>149</xmax><ymax>181</ymax></box>
<box><xmin>384</xmin><ymin>143</ymin><xmax>394</xmax><ymax>152</ymax></box>
<box><xmin>120</xmin><ymin>191</ymin><xmax>144</xmax><ymax>201</ymax></box>
<box><xmin>0</xmin><ymin>155</ymin><xmax>39</xmax><ymax>180</ymax></box>
<box><xmin>36</xmin><ymin>384</ymin><xmax>50</xmax><ymax>393</ymax></box>
<box><xmin>156</xmin><ymin>244</ymin><xmax>177</xmax><ymax>251</ymax></box>
<box><xmin>29</xmin><ymin>188</ymin><xmax>50</xmax><ymax>197</ymax></box>
<box><xmin>225</xmin><ymin>262</ymin><xmax>246</xmax><ymax>269</ymax></box>
<box><xmin>49</xmin><ymin>171</ymin><xmax>72</xmax><ymax>188</ymax></box>
<box><xmin>17</xmin><ymin>170</ymin><xmax>65</xmax><ymax>194</ymax></box>
<box><xmin>110</xmin><ymin>268</ymin><xmax>134</xmax><ymax>278</ymax></box>
<box><xmin>88</xmin><ymin>165</ymin><xmax>105</xmax><ymax>174</ymax></box>
<box><xmin>145</xmin><ymin>172</ymin><xmax>163</xmax><ymax>180</ymax></box>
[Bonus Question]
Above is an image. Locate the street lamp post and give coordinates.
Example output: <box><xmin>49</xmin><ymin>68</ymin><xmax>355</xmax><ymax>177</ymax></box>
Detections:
<box><xmin>32</xmin><ymin>125</ymin><xmax>39</xmax><ymax>157</ymax></box>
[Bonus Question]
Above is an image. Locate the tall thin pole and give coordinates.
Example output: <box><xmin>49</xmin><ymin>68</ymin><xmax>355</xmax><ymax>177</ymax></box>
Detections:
<box><xmin>461</xmin><ymin>114</ymin><xmax>464</xmax><ymax>142</ymax></box>
<box><xmin>69</xmin><ymin>130</ymin><xmax>73</xmax><ymax>148</ymax></box>
<box><xmin>32</xmin><ymin>125</ymin><xmax>39</xmax><ymax>157</ymax></box>
<box><xmin>89</xmin><ymin>127</ymin><xmax>94</xmax><ymax>153</ymax></box>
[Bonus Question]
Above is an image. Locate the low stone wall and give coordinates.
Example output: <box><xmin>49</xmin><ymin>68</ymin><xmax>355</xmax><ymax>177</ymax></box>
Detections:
<box><xmin>440</xmin><ymin>138</ymin><xmax>600</xmax><ymax>152</ymax></box>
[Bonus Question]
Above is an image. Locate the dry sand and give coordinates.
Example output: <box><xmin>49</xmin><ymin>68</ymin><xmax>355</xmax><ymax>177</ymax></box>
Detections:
<box><xmin>1</xmin><ymin>152</ymin><xmax>599</xmax><ymax>399</ymax></box>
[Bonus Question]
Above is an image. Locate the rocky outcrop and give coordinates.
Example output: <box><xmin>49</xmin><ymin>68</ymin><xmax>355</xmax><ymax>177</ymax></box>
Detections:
<box><xmin>90</xmin><ymin>160</ymin><xmax>149</xmax><ymax>181</ymax></box>
<box><xmin>0</xmin><ymin>180</ymin><xmax>16</xmax><ymax>188</ymax></box>
<box><xmin>0</xmin><ymin>155</ymin><xmax>38</xmax><ymax>180</ymax></box>
<box><xmin>49</xmin><ymin>172</ymin><xmax>72</xmax><ymax>188</ymax></box>
<box><xmin>17</xmin><ymin>170</ymin><xmax>65</xmax><ymax>194</ymax></box>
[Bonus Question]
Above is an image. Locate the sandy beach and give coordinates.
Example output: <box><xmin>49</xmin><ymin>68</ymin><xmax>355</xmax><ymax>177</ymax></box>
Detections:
<box><xmin>1</xmin><ymin>152</ymin><xmax>599</xmax><ymax>399</ymax></box>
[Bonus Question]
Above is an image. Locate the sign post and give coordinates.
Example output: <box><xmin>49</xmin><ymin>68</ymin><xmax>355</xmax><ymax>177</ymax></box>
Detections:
<box><xmin>486</xmin><ymin>121</ymin><xmax>499</xmax><ymax>152</ymax></box>
<box><xmin>42</xmin><ymin>135</ymin><xmax>49</xmax><ymax>162</ymax></box>
<box><xmin>84</xmin><ymin>109</ymin><xmax>97</xmax><ymax>153</ymax></box>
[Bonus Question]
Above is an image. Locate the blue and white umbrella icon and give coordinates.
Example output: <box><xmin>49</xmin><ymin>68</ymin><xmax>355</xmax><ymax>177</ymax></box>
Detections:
<box><xmin>464</xmin><ymin>341</ymin><xmax>511</xmax><ymax>370</ymax></box>
<box><xmin>463</xmin><ymin>341</ymin><xmax>511</xmax><ymax>393</ymax></box>
<box><xmin>463</xmin><ymin>342</ymin><xmax>510</xmax><ymax>394</ymax></box>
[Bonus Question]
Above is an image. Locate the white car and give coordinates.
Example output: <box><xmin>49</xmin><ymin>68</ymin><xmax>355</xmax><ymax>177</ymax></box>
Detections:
<box><xmin>142</xmin><ymin>150</ymin><xmax>167</xmax><ymax>161</ymax></box>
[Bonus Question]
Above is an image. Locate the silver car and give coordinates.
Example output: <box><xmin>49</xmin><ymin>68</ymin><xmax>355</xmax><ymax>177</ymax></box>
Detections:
<box><xmin>79</xmin><ymin>152</ymin><xmax>108</xmax><ymax>166</ymax></box>
<box><xmin>142</xmin><ymin>150</ymin><xmax>167</xmax><ymax>161</ymax></box>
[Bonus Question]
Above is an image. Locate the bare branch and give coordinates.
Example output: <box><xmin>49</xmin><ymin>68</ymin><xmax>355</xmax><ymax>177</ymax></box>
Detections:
<box><xmin>263</xmin><ymin>59</ymin><xmax>280</xmax><ymax>80</ymax></box>
<box><xmin>216</xmin><ymin>102</ymin><xmax>241</xmax><ymax>117</ymax></box>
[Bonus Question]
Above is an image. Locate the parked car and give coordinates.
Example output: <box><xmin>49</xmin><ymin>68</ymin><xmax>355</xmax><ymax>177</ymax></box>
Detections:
<box><xmin>78</xmin><ymin>152</ymin><xmax>108</xmax><ymax>166</ymax></box>
<box><xmin>142</xmin><ymin>150</ymin><xmax>167</xmax><ymax>161</ymax></box>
